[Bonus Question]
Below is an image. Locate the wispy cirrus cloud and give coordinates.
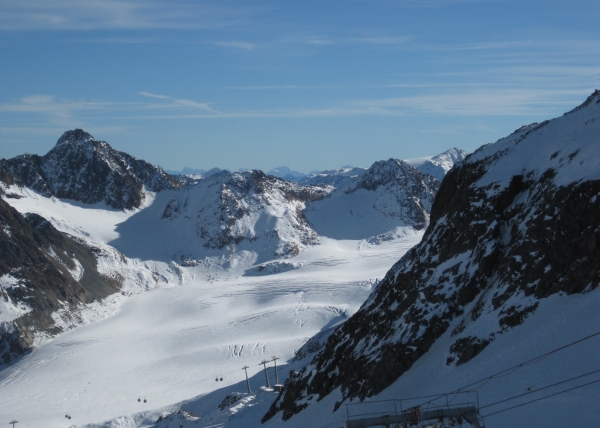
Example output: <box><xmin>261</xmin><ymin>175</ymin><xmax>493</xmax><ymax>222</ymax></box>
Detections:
<box><xmin>0</xmin><ymin>95</ymin><xmax>132</xmax><ymax>129</ymax></box>
<box><xmin>212</xmin><ymin>41</ymin><xmax>255</xmax><ymax>50</ymax></box>
<box><xmin>349</xmin><ymin>88</ymin><xmax>591</xmax><ymax>117</ymax></box>
<box><xmin>0</xmin><ymin>0</ymin><xmax>254</xmax><ymax>30</ymax></box>
<box><xmin>0</xmin><ymin>84</ymin><xmax>594</xmax><ymax>134</ymax></box>
<box><xmin>137</xmin><ymin>92</ymin><xmax>218</xmax><ymax>112</ymax></box>
<box><xmin>294</xmin><ymin>34</ymin><xmax>411</xmax><ymax>47</ymax></box>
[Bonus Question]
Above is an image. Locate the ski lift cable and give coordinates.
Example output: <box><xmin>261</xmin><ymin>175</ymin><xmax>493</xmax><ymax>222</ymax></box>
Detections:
<box><xmin>458</xmin><ymin>330</ymin><xmax>600</xmax><ymax>391</ymax></box>
<box><xmin>28</xmin><ymin>357</ymin><xmax>284</xmax><ymax>420</ymax></box>
<box><xmin>12</xmin><ymin>356</ymin><xmax>278</xmax><ymax>423</ymax></box>
<box><xmin>412</xmin><ymin>330</ymin><xmax>600</xmax><ymax>409</ymax></box>
<box><xmin>482</xmin><ymin>377</ymin><xmax>600</xmax><ymax>418</ymax></box>
<box><xmin>479</xmin><ymin>367</ymin><xmax>600</xmax><ymax>411</ymax></box>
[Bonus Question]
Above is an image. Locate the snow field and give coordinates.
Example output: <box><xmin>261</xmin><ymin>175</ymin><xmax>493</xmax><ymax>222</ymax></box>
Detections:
<box><xmin>88</xmin><ymin>286</ymin><xmax>600</xmax><ymax>428</ymax></box>
<box><xmin>0</xmin><ymin>200</ymin><xmax>423</xmax><ymax>428</ymax></box>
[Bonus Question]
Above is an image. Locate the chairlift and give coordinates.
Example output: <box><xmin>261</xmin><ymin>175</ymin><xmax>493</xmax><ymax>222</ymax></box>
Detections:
<box><xmin>144</xmin><ymin>398</ymin><xmax>147</xmax><ymax>403</ymax></box>
<box><xmin>138</xmin><ymin>397</ymin><xmax>141</xmax><ymax>402</ymax></box>
<box><xmin>220</xmin><ymin>377</ymin><xmax>223</xmax><ymax>381</ymax></box>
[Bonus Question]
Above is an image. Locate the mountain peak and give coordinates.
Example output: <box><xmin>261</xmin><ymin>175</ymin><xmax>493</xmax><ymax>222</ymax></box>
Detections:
<box><xmin>56</xmin><ymin>129</ymin><xmax>95</xmax><ymax>146</ymax></box>
<box><xmin>355</xmin><ymin>158</ymin><xmax>416</xmax><ymax>191</ymax></box>
<box><xmin>564</xmin><ymin>88</ymin><xmax>600</xmax><ymax>116</ymax></box>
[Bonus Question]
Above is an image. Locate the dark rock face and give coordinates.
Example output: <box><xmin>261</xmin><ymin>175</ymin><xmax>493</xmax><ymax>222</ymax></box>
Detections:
<box><xmin>352</xmin><ymin>158</ymin><xmax>439</xmax><ymax>230</ymax></box>
<box><xmin>0</xmin><ymin>195</ymin><xmax>120</xmax><ymax>365</ymax></box>
<box><xmin>303</xmin><ymin>159</ymin><xmax>439</xmax><ymax>240</ymax></box>
<box><xmin>1</xmin><ymin>130</ymin><xmax>180</xmax><ymax>210</ymax></box>
<box><xmin>263</xmin><ymin>91</ymin><xmax>600</xmax><ymax>422</ymax></box>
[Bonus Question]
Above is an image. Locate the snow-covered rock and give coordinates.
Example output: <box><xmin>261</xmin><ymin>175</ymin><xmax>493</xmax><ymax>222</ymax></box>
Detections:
<box><xmin>0</xmin><ymin>129</ymin><xmax>180</xmax><ymax>210</ymax></box>
<box><xmin>0</xmin><ymin>195</ymin><xmax>123</xmax><ymax>364</ymax></box>
<box><xmin>267</xmin><ymin>166</ymin><xmax>306</xmax><ymax>181</ymax></box>
<box><xmin>265</xmin><ymin>90</ymin><xmax>600</xmax><ymax>422</ymax></box>
<box><xmin>304</xmin><ymin>159</ymin><xmax>439</xmax><ymax>239</ymax></box>
<box><xmin>405</xmin><ymin>147</ymin><xmax>467</xmax><ymax>181</ymax></box>
<box><xmin>151</xmin><ymin>169</ymin><xmax>328</xmax><ymax>263</ymax></box>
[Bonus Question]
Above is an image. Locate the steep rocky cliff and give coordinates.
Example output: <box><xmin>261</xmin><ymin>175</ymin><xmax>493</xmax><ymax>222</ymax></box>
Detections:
<box><xmin>0</xmin><ymin>195</ymin><xmax>121</xmax><ymax>364</ymax></box>
<box><xmin>264</xmin><ymin>90</ymin><xmax>600</xmax><ymax>422</ymax></box>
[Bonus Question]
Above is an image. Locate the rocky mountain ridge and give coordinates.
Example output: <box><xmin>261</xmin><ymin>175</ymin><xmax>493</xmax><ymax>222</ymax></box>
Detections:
<box><xmin>0</xmin><ymin>129</ymin><xmax>181</xmax><ymax>210</ymax></box>
<box><xmin>406</xmin><ymin>147</ymin><xmax>468</xmax><ymax>181</ymax></box>
<box><xmin>263</xmin><ymin>90</ymin><xmax>600</xmax><ymax>422</ymax></box>
<box><xmin>0</xmin><ymin>195</ymin><xmax>121</xmax><ymax>364</ymax></box>
<box><xmin>303</xmin><ymin>158</ymin><xmax>439</xmax><ymax>240</ymax></box>
<box><xmin>157</xmin><ymin>169</ymin><xmax>328</xmax><ymax>261</ymax></box>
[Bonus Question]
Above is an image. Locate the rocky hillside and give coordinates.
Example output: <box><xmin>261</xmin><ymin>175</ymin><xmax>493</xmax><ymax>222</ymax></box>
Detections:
<box><xmin>263</xmin><ymin>90</ymin><xmax>600</xmax><ymax>422</ymax></box>
<box><xmin>155</xmin><ymin>169</ymin><xmax>328</xmax><ymax>262</ymax></box>
<box><xmin>303</xmin><ymin>159</ymin><xmax>439</xmax><ymax>240</ymax></box>
<box><xmin>0</xmin><ymin>194</ymin><xmax>121</xmax><ymax>365</ymax></box>
<box><xmin>0</xmin><ymin>129</ymin><xmax>180</xmax><ymax>210</ymax></box>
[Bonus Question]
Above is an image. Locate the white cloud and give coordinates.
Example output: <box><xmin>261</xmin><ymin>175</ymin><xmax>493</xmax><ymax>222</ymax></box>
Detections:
<box><xmin>137</xmin><ymin>92</ymin><xmax>218</xmax><ymax>112</ymax></box>
<box><xmin>0</xmin><ymin>0</ymin><xmax>251</xmax><ymax>30</ymax></box>
<box><xmin>212</xmin><ymin>41</ymin><xmax>255</xmax><ymax>50</ymax></box>
<box><xmin>350</xmin><ymin>88</ymin><xmax>591</xmax><ymax>116</ymax></box>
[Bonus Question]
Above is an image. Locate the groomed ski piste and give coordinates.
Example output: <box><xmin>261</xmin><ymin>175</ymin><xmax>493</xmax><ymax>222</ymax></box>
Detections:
<box><xmin>0</xmin><ymin>187</ymin><xmax>423</xmax><ymax>428</ymax></box>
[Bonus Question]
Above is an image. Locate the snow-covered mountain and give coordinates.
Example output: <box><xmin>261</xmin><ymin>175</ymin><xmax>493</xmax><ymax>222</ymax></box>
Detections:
<box><xmin>264</xmin><ymin>90</ymin><xmax>600</xmax><ymax>422</ymax></box>
<box><xmin>0</xmin><ymin>124</ymin><xmax>471</xmax><ymax>373</ymax></box>
<box><xmin>0</xmin><ymin>129</ymin><xmax>180</xmax><ymax>210</ymax></box>
<box><xmin>110</xmin><ymin>169</ymin><xmax>329</xmax><ymax>266</ymax></box>
<box><xmin>267</xmin><ymin>166</ymin><xmax>306</xmax><ymax>182</ymax></box>
<box><xmin>298</xmin><ymin>166</ymin><xmax>367</xmax><ymax>187</ymax></box>
<box><xmin>405</xmin><ymin>147</ymin><xmax>467</xmax><ymax>181</ymax></box>
<box><xmin>0</xmin><ymin>195</ymin><xmax>124</xmax><ymax>364</ymax></box>
<box><xmin>304</xmin><ymin>159</ymin><xmax>439</xmax><ymax>240</ymax></box>
<box><xmin>0</xmin><ymin>126</ymin><xmax>472</xmax><ymax>426</ymax></box>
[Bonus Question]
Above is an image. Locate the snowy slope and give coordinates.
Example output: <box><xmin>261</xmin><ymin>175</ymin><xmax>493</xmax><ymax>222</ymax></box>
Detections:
<box><xmin>109</xmin><ymin>170</ymin><xmax>328</xmax><ymax>268</ymax></box>
<box><xmin>405</xmin><ymin>147</ymin><xmax>467</xmax><ymax>181</ymax></box>
<box><xmin>87</xmin><ymin>286</ymin><xmax>600</xmax><ymax>428</ymax></box>
<box><xmin>265</xmin><ymin>90</ymin><xmax>600</xmax><ymax>425</ymax></box>
<box><xmin>304</xmin><ymin>159</ymin><xmax>438</xmax><ymax>239</ymax></box>
<box><xmin>0</xmin><ymin>186</ymin><xmax>182</xmax><ymax>360</ymax></box>
<box><xmin>0</xmin><ymin>233</ymin><xmax>423</xmax><ymax>428</ymax></box>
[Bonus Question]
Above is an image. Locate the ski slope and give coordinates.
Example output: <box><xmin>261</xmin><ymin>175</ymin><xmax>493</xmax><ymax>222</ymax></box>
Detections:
<box><xmin>86</xmin><ymin>285</ymin><xmax>600</xmax><ymax>428</ymax></box>
<box><xmin>0</xmin><ymin>189</ymin><xmax>423</xmax><ymax>427</ymax></box>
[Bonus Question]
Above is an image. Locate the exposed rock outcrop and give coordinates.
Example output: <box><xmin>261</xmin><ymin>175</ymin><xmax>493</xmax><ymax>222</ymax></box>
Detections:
<box><xmin>263</xmin><ymin>90</ymin><xmax>600</xmax><ymax>422</ymax></box>
<box><xmin>304</xmin><ymin>159</ymin><xmax>439</xmax><ymax>240</ymax></box>
<box><xmin>0</xmin><ymin>195</ymin><xmax>120</xmax><ymax>364</ymax></box>
<box><xmin>0</xmin><ymin>129</ymin><xmax>180</xmax><ymax>210</ymax></box>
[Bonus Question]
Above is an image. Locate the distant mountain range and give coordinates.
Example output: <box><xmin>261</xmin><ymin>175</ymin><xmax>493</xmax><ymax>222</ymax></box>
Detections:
<box><xmin>165</xmin><ymin>148</ymin><xmax>467</xmax><ymax>186</ymax></box>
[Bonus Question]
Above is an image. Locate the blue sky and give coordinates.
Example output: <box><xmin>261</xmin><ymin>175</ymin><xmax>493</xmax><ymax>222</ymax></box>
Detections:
<box><xmin>1</xmin><ymin>0</ymin><xmax>599</xmax><ymax>173</ymax></box>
